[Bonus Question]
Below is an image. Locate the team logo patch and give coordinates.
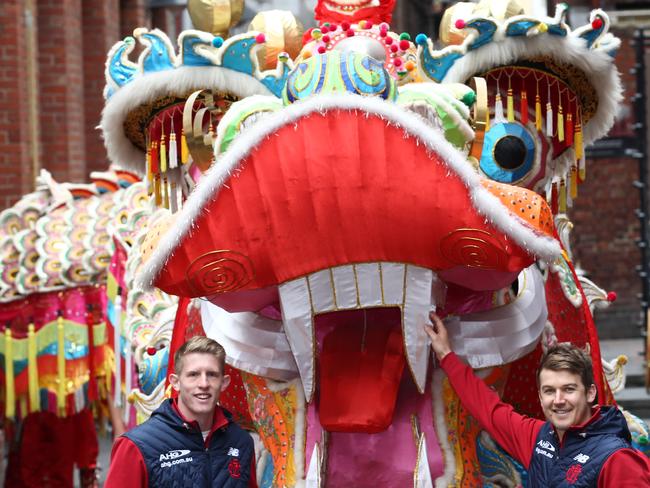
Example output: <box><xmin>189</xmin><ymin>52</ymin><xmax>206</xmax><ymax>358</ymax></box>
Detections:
<box><xmin>228</xmin><ymin>458</ymin><xmax>241</xmax><ymax>479</ymax></box>
<box><xmin>566</xmin><ymin>464</ymin><xmax>583</xmax><ymax>484</ymax></box>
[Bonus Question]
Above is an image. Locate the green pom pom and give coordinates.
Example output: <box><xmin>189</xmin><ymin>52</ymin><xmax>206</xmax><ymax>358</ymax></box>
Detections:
<box><xmin>399</xmin><ymin>32</ymin><xmax>411</xmax><ymax>41</ymax></box>
<box><xmin>461</xmin><ymin>91</ymin><xmax>477</xmax><ymax>107</ymax></box>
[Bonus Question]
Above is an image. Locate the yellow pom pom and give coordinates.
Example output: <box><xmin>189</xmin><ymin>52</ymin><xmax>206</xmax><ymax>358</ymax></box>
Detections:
<box><xmin>538</xmin><ymin>23</ymin><xmax>548</xmax><ymax>33</ymax></box>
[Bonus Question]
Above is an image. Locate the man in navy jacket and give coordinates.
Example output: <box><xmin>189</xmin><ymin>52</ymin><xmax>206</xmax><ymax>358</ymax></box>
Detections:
<box><xmin>426</xmin><ymin>312</ymin><xmax>650</xmax><ymax>487</ymax></box>
<box><xmin>105</xmin><ymin>336</ymin><xmax>257</xmax><ymax>487</ymax></box>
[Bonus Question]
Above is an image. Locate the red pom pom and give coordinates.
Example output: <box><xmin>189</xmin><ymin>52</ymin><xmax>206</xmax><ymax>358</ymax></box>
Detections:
<box><xmin>317</xmin><ymin>45</ymin><xmax>326</xmax><ymax>54</ymax></box>
<box><xmin>379</xmin><ymin>30</ymin><xmax>387</xmax><ymax>38</ymax></box>
<box><xmin>384</xmin><ymin>36</ymin><xmax>393</xmax><ymax>45</ymax></box>
<box><xmin>592</xmin><ymin>18</ymin><xmax>603</xmax><ymax>30</ymax></box>
<box><xmin>255</xmin><ymin>33</ymin><xmax>266</xmax><ymax>44</ymax></box>
<box><xmin>341</xmin><ymin>21</ymin><xmax>350</xmax><ymax>31</ymax></box>
<box><xmin>455</xmin><ymin>19</ymin><xmax>466</xmax><ymax>29</ymax></box>
<box><xmin>322</xmin><ymin>35</ymin><xmax>330</xmax><ymax>43</ymax></box>
<box><xmin>147</xmin><ymin>347</ymin><xmax>157</xmax><ymax>356</ymax></box>
<box><xmin>390</xmin><ymin>44</ymin><xmax>398</xmax><ymax>53</ymax></box>
<box><xmin>607</xmin><ymin>291</ymin><xmax>617</xmax><ymax>302</ymax></box>
<box><xmin>321</xmin><ymin>26</ymin><xmax>329</xmax><ymax>33</ymax></box>
<box><xmin>399</xmin><ymin>39</ymin><xmax>410</xmax><ymax>50</ymax></box>
<box><xmin>346</xmin><ymin>29</ymin><xmax>355</xmax><ymax>37</ymax></box>
<box><xmin>329</xmin><ymin>23</ymin><xmax>337</xmax><ymax>31</ymax></box>
<box><xmin>365</xmin><ymin>22</ymin><xmax>373</xmax><ymax>29</ymax></box>
<box><xmin>393</xmin><ymin>57</ymin><xmax>403</xmax><ymax>67</ymax></box>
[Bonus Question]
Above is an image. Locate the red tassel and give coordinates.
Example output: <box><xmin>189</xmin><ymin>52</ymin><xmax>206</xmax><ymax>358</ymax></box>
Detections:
<box><xmin>551</xmin><ymin>182</ymin><xmax>559</xmax><ymax>214</ymax></box>
<box><xmin>520</xmin><ymin>91</ymin><xmax>528</xmax><ymax>125</ymax></box>
<box><xmin>150</xmin><ymin>140</ymin><xmax>159</xmax><ymax>174</ymax></box>
<box><xmin>565</xmin><ymin>113</ymin><xmax>574</xmax><ymax>147</ymax></box>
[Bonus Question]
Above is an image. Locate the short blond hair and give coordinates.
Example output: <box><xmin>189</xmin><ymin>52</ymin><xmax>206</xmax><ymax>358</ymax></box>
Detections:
<box><xmin>174</xmin><ymin>336</ymin><xmax>226</xmax><ymax>375</ymax></box>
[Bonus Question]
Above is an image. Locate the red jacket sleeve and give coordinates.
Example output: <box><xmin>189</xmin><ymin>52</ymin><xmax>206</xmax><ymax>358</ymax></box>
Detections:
<box><xmin>598</xmin><ymin>447</ymin><xmax>650</xmax><ymax>487</ymax></box>
<box><xmin>249</xmin><ymin>451</ymin><xmax>258</xmax><ymax>488</ymax></box>
<box><xmin>104</xmin><ymin>436</ymin><xmax>148</xmax><ymax>487</ymax></box>
<box><xmin>440</xmin><ymin>352</ymin><xmax>544</xmax><ymax>467</ymax></box>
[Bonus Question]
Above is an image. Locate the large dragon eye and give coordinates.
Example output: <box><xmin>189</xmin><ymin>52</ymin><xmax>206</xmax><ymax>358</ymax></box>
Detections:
<box><xmin>494</xmin><ymin>135</ymin><xmax>527</xmax><ymax>170</ymax></box>
<box><xmin>479</xmin><ymin>122</ymin><xmax>541</xmax><ymax>186</ymax></box>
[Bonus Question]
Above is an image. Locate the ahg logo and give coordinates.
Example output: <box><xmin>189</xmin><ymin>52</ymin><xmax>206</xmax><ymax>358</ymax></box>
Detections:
<box><xmin>537</xmin><ymin>440</ymin><xmax>556</xmax><ymax>452</ymax></box>
<box><xmin>159</xmin><ymin>449</ymin><xmax>191</xmax><ymax>462</ymax></box>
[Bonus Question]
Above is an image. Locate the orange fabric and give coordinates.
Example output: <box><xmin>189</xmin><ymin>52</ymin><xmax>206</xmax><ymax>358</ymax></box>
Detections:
<box><xmin>156</xmin><ymin>110</ymin><xmax>537</xmax><ymax>297</ymax></box>
<box><xmin>241</xmin><ymin>373</ymin><xmax>296</xmax><ymax>486</ymax></box>
<box><xmin>482</xmin><ymin>180</ymin><xmax>555</xmax><ymax>236</ymax></box>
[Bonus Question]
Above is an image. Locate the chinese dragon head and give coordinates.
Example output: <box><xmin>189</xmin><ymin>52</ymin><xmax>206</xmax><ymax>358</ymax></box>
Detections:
<box><xmin>96</xmin><ymin>0</ymin><xmax>647</xmax><ymax>486</ymax></box>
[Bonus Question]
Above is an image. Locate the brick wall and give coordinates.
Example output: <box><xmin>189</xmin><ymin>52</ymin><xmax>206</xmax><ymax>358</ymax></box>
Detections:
<box><xmin>82</xmin><ymin>0</ymin><xmax>120</xmax><ymax>175</ymax></box>
<box><xmin>38</xmin><ymin>0</ymin><xmax>86</xmax><ymax>182</ymax></box>
<box><xmin>569</xmin><ymin>28</ymin><xmax>644</xmax><ymax>338</ymax></box>
<box><xmin>0</xmin><ymin>0</ymin><xmax>150</xmax><ymax>210</ymax></box>
<box><xmin>120</xmin><ymin>0</ymin><xmax>150</xmax><ymax>39</ymax></box>
<box><xmin>0</xmin><ymin>0</ymin><xmax>36</xmax><ymax>209</ymax></box>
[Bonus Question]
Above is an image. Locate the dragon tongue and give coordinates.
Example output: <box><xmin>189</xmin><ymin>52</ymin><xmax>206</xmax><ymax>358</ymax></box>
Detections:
<box><xmin>316</xmin><ymin>308</ymin><xmax>406</xmax><ymax>433</ymax></box>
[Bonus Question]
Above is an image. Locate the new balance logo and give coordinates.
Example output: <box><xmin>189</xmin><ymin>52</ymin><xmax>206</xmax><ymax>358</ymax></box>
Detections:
<box><xmin>227</xmin><ymin>447</ymin><xmax>240</xmax><ymax>457</ymax></box>
<box><xmin>574</xmin><ymin>453</ymin><xmax>590</xmax><ymax>464</ymax></box>
<box><xmin>537</xmin><ymin>440</ymin><xmax>556</xmax><ymax>452</ymax></box>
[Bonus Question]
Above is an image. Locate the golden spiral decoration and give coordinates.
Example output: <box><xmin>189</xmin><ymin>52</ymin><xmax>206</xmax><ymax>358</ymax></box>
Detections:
<box><xmin>186</xmin><ymin>250</ymin><xmax>254</xmax><ymax>295</ymax></box>
<box><xmin>440</xmin><ymin>229</ymin><xmax>507</xmax><ymax>269</ymax></box>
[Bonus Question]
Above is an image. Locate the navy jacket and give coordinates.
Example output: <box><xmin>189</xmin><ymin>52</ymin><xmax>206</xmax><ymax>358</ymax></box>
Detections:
<box><xmin>124</xmin><ymin>399</ymin><xmax>255</xmax><ymax>487</ymax></box>
<box><xmin>528</xmin><ymin>406</ymin><xmax>631</xmax><ymax>487</ymax></box>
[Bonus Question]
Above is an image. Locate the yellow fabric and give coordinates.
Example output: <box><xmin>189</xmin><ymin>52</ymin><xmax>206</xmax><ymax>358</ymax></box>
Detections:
<box><xmin>559</xmin><ymin>179</ymin><xmax>567</xmax><ymax>213</ymax></box>
<box><xmin>27</xmin><ymin>324</ymin><xmax>40</xmax><ymax>412</ymax></box>
<box><xmin>570</xmin><ymin>166</ymin><xmax>578</xmax><ymax>199</ymax></box>
<box><xmin>5</xmin><ymin>329</ymin><xmax>15</xmax><ymax>418</ymax></box>
<box><xmin>181</xmin><ymin>131</ymin><xmax>189</xmax><ymax>164</ymax></box>
<box><xmin>0</xmin><ymin>320</ymin><xmax>106</xmax><ymax>360</ymax></box>
<box><xmin>160</xmin><ymin>136</ymin><xmax>167</xmax><ymax>173</ymax></box>
<box><xmin>575</xmin><ymin>120</ymin><xmax>584</xmax><ymax>160</ymax></box>
<box><xmin>535</xmin><ymin>94</ymin><xmax>542</xmax><ymax>131</ymax></box>
<box><xmin>506</xmin><ymin>88</ymin><xmax>514</xmax><ymax>122</ymax></box>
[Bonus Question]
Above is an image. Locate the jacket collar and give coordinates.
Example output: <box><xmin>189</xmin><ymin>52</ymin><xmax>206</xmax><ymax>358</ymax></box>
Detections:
<box><xmin>164</xmin><ymin>398</ymin><xmax>229</xmax><ymax>435</ymax></box>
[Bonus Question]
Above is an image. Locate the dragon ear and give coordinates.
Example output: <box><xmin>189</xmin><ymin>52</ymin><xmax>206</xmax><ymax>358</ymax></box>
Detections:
<box><xmin>213</xmin><ymin>95</ymin><xmax>284</xmax><ymax>157</ymax></box>
<box><xmin>396</xmin><ymin>82</ymin><xmax>476</xmax><ymax>151</ymax></box>
<box><xmin>182</xmin><ymin>89</ymin><xmax>221</xmax><ymax>173</ymax></box>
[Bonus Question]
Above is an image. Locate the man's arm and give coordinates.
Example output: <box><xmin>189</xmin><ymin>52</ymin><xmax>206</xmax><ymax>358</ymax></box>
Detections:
<box><xmin>427</xmin><ymin>312</ymin><xmax>544</xmax><ymax>467</ymax></box>
<box><xmin>249</xmin><ymin>451</ymin><xmax>258</xmax><ymax>488</ymax></box>
<box><xmin>104</xmin><ymin>436</ymin><xmax>148</xmax><ymax>487</ymax></box>
<box><xmin>598</xmin><ymin>448</ymin><xmax>650</xmax><ymax>487</ymax></box>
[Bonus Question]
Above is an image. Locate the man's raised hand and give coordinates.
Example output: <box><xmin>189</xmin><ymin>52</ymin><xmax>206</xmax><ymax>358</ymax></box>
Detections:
<box><xmin>425</xmin><ymin>312</ymin><xmax>452</xmax><ymax>361</ymax></box>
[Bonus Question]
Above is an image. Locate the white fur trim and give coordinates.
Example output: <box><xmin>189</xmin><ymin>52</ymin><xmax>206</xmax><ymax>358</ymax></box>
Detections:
<box><xmin>100</xmin><ymin>66</ymin><xmax>274</xmax><ymax>173</ymax></box>
<box><xmin>138</xmin><ymin>94</ymin><xmax>561</xmax><ymax>290</ymax></box>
